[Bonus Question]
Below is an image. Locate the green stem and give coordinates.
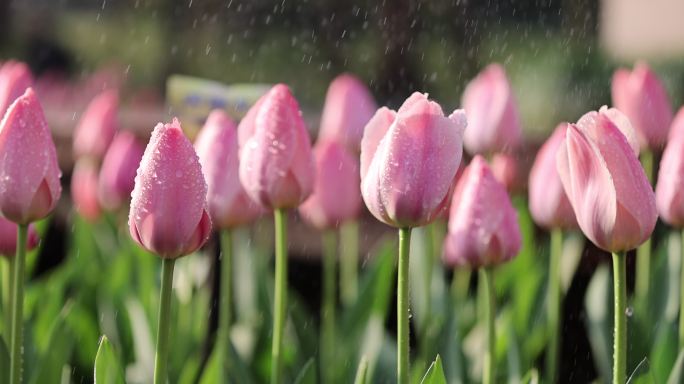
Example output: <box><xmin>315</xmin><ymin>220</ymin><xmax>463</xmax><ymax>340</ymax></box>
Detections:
<box><xmin>220</xmin><ymin>230</ymin><xmax>233</xmax><ymax>378</ymax></box>
<box><xmin>271</xmin><ymin>209</ymin><xmax>288</xmax><ymax>384</ymax></box>
<box><xmin>153</xmin><ymin>258</ymin><xmax>176</xmax><ymax>384</ymax></box>
<box><xmin>321</xmin><ymin>230</ymin><xmax>337</xmax><ymax>383</ymax></box>
<box><xmin>481</xmin><ymin>267</ymin><xmax>496</xmax><ymax>384</ymax></box>
<box><xmin>636</xmin><ymin>150</ymin><xmax>653</xmax><ymax>305</ymax></box>
<box><xmin>340</xmin><ymin>220</ymin><xmax>359</xmax><ymax>307</ymax></box>
<box><xmin>397</xmin><ymin>227</ymin><xmax>412</xmax><ymax>384</ymax></box>
<box><xmin>612</xmin><ymin>251</ymin><xmax>627</xmax><ymax>384</ymax></box>
<box><xmin>546</xmin><ymin>230</ymin><xmax>563</xmax><ymax>384</ymax></box>
<box><xmin>9</xmin><ymin>224</ymin><xmax>27</xmax><ymax>384</ymax></box>
<box><xmin>679</xmin><ymin>229</ymin><xmax>684</xmax><ymax>350</ymax></box>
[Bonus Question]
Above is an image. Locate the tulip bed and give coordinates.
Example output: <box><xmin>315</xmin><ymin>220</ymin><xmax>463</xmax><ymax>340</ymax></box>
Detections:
<box><xmin>0</xmin><ymin>58</ymin><xmax>684</xmax><ymax>384</ymax></box>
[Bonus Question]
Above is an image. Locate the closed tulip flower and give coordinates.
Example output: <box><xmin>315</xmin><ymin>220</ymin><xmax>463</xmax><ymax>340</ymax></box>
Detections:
<box><xmin>0</xmin><ymin>88</ymin><xmax>62</xmax><ymax>224</ymax></box>
<box><xmin>195</xmin><ymin>110</ymin><xmax>262</xmax><ymax>229</ymax></box>
<box><xmin>98</xmin><ymin>131</ymin><xmax>145</xmax><ymax>210</ymax></box>
<box><xmin>71</xmin><ymin>160</ymin><xmax>102</xmax><ymax>221</ymax></box>
<box><xmin>361</xmin><ymin>93</ymin><xmax>466</xmax><ymax>228</ymax></box>
<box><xmin>299</xmin><ymin>140</ymin><xmax>360</xmax><ymax>229</ymax></box>
<box><xmin>73</xmin><ymin>89</ymin><xmax>119</xmax><ymax>160</ymax></box>
<box><xmin>443</xmin><ymin>156</ymin><xmax>521</xmax><ymax>267</ymax></box>
<box><xmin>128</xmin><ymin>118</ymin><xmax>212</xmax><ymax>259</ymax></box>
<box><xmin>317</xmin><ymin>74</ymin><xmax>377</xmax><ymax>152</ymax></box>
<box><xmin>529</xmin><ymin>124</ymin><xmax>577</xmax><ymax>230</ymax></box>
<box><xmin>0</xmin><ymin>61</ymin><xmax>33</xmax><ymax>117</ymax></box>
<box><xmin>612</xmin><ymin>62</ymin><xmax>673</xmax><ymax>150</ymax></box>
<box><xmin>655</xmin><ymin>107</ymin><xmax>684</xmax><ymax>227</ymax></box>
<box><xmin>0</xmin><ymin>219</ymin><xmax>39</xmax><ymax>256</ymax></box>
<box><xmin>462</xmin><ymin>63</ymin><xmax>522</xmax><ymax>155</ymax></box>
<box><xmin>556</xmin><ymin>109</ymin><xmax>657</xmax><ymax>252</ymax></box>
<box><xmin>238</xmin><ymin>84</ymin><xmax>315</xmax><ymax>209</ymax></box>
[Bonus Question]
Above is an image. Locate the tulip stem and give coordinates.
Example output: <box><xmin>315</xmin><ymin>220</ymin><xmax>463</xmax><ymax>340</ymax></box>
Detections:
<box><xmin>397</xmin><ymin>227</ymin><xmax>412</xmax><ymax>384</ymax></box>
<box><xmin>153</xmin><ymin>258</ymin><xmax>175</xmax><ymax>384</ymax></box>
<box><xmin>481</xmin><ymin>267</ymin><xmax>496</xmax><ymax>384</ymax></box>
<box><xmin>9</xmin><ymin>224</ymin><xmax>27</xmax><ymax>384</ymax></box>
<box><xmin>636</xmin><ymin>150</ymin><xmax>653</xmax><ymax>306</ymax></box>
<box><xmin>340</xmin><ymin>220</ymin><xmax>359</xmax><ymax>307</ymax></box>
<box><xmin>546</xmin><ymin>229</ymin><xmax>563</xmax><ymax>384</ymax></box>
<box><xmin>271</xmin><ymin>209</ymin><xmax>288</xmax><ymax>384</ymax></box>
<box><xmin>679</xmin><ymin>229</ymin><xmax>684</xmax><ymax>350</ymax></box>
<box><xmin>219</xmin><ymin>230</ymin><xmax>233</xmax><ymax>379</ymax></box>
<box><xmin>321</xmin><ymin>230</ymin><xmax>337</xmax><ymax>383</ymax></box>
<box><xmin>612</xmin><ymin>251</ymin><xmax>627</xmax><ymax>384</ymax></box>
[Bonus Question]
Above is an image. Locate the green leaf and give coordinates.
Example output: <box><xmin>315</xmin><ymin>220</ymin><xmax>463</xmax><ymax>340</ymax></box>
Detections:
<box><xmin>353</xmin><ymin>355</ymin><xmax>369</xmax><ymax>384</ymax></box>
<box><xmin>0</xmin><ymin>337</ymin><xmax>9</xmax><ymax>384</ymax></box>
<box><xmin>627</xmin><ymin>358</ymin><xmax>656</xmax><ymax>384</ymax></box>
<box><xmin>520</xmin><ymin>368</ymin><xmax>539</xmax><ymax>384</ymax></box>
<box><xmin>29</xmin><ymin>303</ymin><xmax>74</xmax><ymax>384</ymax></box>
<box><xmin>667</xmin><ymin>350</ymin><xmax>684</xmax><ymax>384</ymax></box>
<box><xmin>94</xmin><ymin>335</ymin><xmax>126</xmax><ymax>384</ymax></box>
<box><xmin>584</xmin><ymin>265</ymin><xmax>613</xmax><ymax>384</ymax></box>
<box><xmin>293</xmin><ymin>358</ymin><xmax>316</xmax><ymax>384</ymax></box>
<box><xmin>420</xmin><ymin>355</ymin><xmax>447</xmax><ymax>384</ymax></box>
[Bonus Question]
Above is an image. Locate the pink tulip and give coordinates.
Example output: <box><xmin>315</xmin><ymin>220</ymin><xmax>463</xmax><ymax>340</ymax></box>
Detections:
<box><xmin>655</xmin><ymin>107</ymin><xmax>684</xmax><ymax>227</ymax></box>
<box><xmin>490</xmin><ymin>153</ymin><xmax>519</xmax><ymax>193</ymax></box>
<box><xmin>556</xmin><ymin>109</ymin><xmax>657</xmax><ymax>252</ymax></box>
<box><xmin>299</xmin><ymin>140</ymin><xmax>361</xmax><ymax>229</ymax></box>
<box><xmin>0</xmin><ymin>88</ymin><xmax>62</xmax><ymax>224</ymax></box>
<box><xmin>71</xmin><ymin>160</ymin><xmax>102</xmax><ymax>221</ymax></box>
<box><xmin>317</xmin><ymin>74</ymin><xmax>377</xmax><ymax>152</ymax></box>
<box><xmin>0</xmin><ymin>61</ymin><xmax>33</xmax><ymax>118</ymax></box>
<box><xmin>238</xmin><ymin>84</ymin><xmax>315</xmax><ymax>209</ymax></box>
<box><xmin>129</xmin><ymin>118</ymin><xmax>212</xmax><ymax>259</ymax></box>
<box><xmin>361</xmin><ymin>92</ymin><xmax>466</xmax><ymax>228</ymax></box>
<box><xmin>442</xmin><ymin>156</ymin><xmax>521</xmax><ymax>267</ymax></box>
<box><xmin>0</xmin><ymin>218</ymin><xmax>39</xmax><ymax>256</ymax></box>
<box><xmin>611</xmin><ymin>62</ymin><xmax>673</xmax><ymax>150</ymax></box>
<box><xmin>73</xmin><ymin>89</ymin><xmax>119</xmax><ymax>160</ymax></box>
<box><xmin>461</xmin><ymin>64</ymin><xmax>522</xmax><ymax>155</ymax></box>
<box><xmin>195</xmin><ymin>110</ymin><xmax>262</xmax><ymax>229</ymax></box>
<box><xmin>528</xmin><ymin>124</ymin><xmax>578</xmax><ymax>230</ymax></box>
<box><xmin>98</xmin><ymin>131</ymin><xmax>145</xmax><ymax>210</ymax></box>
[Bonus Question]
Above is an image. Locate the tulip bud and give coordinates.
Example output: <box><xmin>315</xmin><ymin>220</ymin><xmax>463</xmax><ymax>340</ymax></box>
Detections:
<box><xmin>195</xmin><ymin>110</ymin><xmax>262</xmax><ymax>229</ymax></box>
<box><xmin>528</xmin><ymin>124</ymin><xmax>578</xmax><ymax>230</ymax></box>
<box><xmin>73</xmin><ymin>89</ymin><xmax>119</xmax><ymax>160</ymax></box>
<box><xmin>299</xmin><ymin>140</ymin><xmax>361</xmax><ymax>229</ymax></box>
<box><xmin>556</xmin><ymin>109</ymin><xmax>657</xmax><ymax>252</ymax></box>
<box><xmin>0</xmin><ymin>218</ymin><xmax>39</xmax><ymax>257</ymax></box>
<box><xmin>129</xmin><ymin>118</ymin><xmax>212</xmax><ymax>259</ymax></box>
<box><xmin>318</xmin><ymin>74</ymin><xmax>377</xmax><ymax>152</ymax></box>
<box><xmin>611</xmin><ymin>62</ymin><xmax>673</xmax><ymax>150</ymax></box>
<box><xmin>71</xmin><ymin>160</ymin><xmax>102</xmax><ymax>221</ymax></box>
<box><xmin>360</xmin><ymin>92</ymin><xmax>466</xmax><ymax>228</ymax></box>
<box><xmin>655</xmin><ymin>107</ymin><xmax>684</xmax><ymax>227</ymax></box>
<box><xmin>442</xmin><ymin>156</ymin><xmax>521</xmax><ymax>267</ymax></box>
<box><xmin>238</xmin><ymin>84</ymin><xmax>315</xmax><ymax>209</ymax></box>
<box><xmin>0</xmin><ymin>61</ymin><xmax>33</xmax><ymax>118</ymax></box>
<box><xmin>0</xmin><ymin>88</ymin><xmax>62</xmax><ymax>224</ymax></box>
<box><xmin>490</xmin><ymin>153</ymin><xmax>519</xmax><ymax>193</ymax></box>
<box><xmin>98</xmin><ymin>131</ymin><xmax>145</xmax><ymax>211</ymax></box>
<box><xmin>461</xmin><ymin>63</ymin><xmax>522</xmax><ymax>155</ymax></box>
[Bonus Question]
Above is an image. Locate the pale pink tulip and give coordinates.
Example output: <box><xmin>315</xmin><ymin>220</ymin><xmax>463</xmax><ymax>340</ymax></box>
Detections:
<box><xmin>195</xmin><ymin>110</ymin><xmax>262</xmax><ymax>229</ymax></box>
<box><xmin>71</xmin><ymin>160</ymin><xmax>102</xmax><ymax>221</ymax></box>
<box><xmin>317</xmin><ymin>74</ymin><xmax>377</xmax><ymax>152</ymax></box>
<box><xmin>98</xmin><ymin>131</ymin><xmax>145</xmax><ymax>210</ymax></box>
<box><xmin>528</xmin><ymin>124</ymin><xmax>578</xmax><ymax>230</ymax></box>
<box><xmin>655</xmin><ymin>107</ymin><xmax>684</xmax><ymax>227</ymax></box>
<box><xmin>129</xmin><ymin>118</ymin><xmax>212</xmax><ymax>258</ymax></box>
<box><xmin>0</xmin><ymin>61</ymin><xmax>33</xmax><ymax>118</ymax></box>
<box><xmin>299</xmin><ymin>140</ymin><xmax>361</xmax><ymax>229</ymax></box>
<box><xmin>0</xmin><ymin>88</ymin><xmax>62</xmax><ymax>224</ymax></box>
<box><xmin>361</xmin><ymin>92</ymin><xmax>466</xmax><ymax>228</ymax></box>
<box><xmin>73</xmin><ymin>89</ymin><xmax>118</xmax><ymax>159</ymax></box>
<box><xmin>238</xmin><ymin>84</ymin><xmax>315</xmax><ymax>209</ymax></box>
<box><xmin>443</xmin><ymin>156</ymin><xmax>521</xmax><ymax>267</ymax></box>
<box><xmin>461</xmin><ymin>64</ymin><xmax>522</xmax><ymax>155</ymax></box>
<box><xmin>490</xmin><ymin>153</ymin><xmax>519</xmax><ymax>193</ymax></box>
<box><xmin>611</xmin><ymin>62</ymin><xmax>673</xmax><ymax>150</ymax></box>
<box><xmin>556</xmin><ymin>110</ymin><xmax>657</xmax><ymax>252</ymax></box>
<box><xmin>0</xmin><ymin>218</ymin><xmax>39</xmax><ymax>256</ymax></box>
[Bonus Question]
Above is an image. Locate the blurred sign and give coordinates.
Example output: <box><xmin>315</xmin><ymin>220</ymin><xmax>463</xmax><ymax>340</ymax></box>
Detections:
<box><xmin>601</xmin><ymin>0</ymin><xmax>684</xmax><ymax>60</ymax></box>
<box><xmin>166</xmin><ymin>75</ymin><xmax>270</xmax><ymax>134</ymax></box>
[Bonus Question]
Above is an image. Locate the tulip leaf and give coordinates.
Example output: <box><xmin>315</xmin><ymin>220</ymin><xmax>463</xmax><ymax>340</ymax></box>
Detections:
<box><xmin>626</xmin><ymin>357</ymin><xmax>655</xmax><ymax>384</ymax></box>
<box><xmin>292</xmin><ymin>358</ymin><xmax>316</xmax><ymax>384</ymax></box>
<box><xmin>353</xmin><ymin>355</ymin><xmax>369</xmax><ymax>384</ymax></box>
<box><xmin>94</xmin><ymin>335</ymin><xmax>126</xmax><ymax>384</ymax></box>
<box><xmin>0</xmin><ymin>337</ymin><xmax>8</xmax><ymax>384</ymax></box>
<box><xmin>420</xmin><ymin>354</ymin><xmax>447</xmax><ymax>384</ymax></box>
<box><xmin>667</xmin><ymin>350</ymin><xmax>684</xmax><ymax>384</ymax></box>
<box><xmin>29</xmin><ymin>303</ymin><xmax>74</xmax><ymax>384</ymax></box>
<box><xmin>584</xmin><ymin>265</ymin><xmax>613</xmax><ymax>384</ymax></box>
<box><xmin>520</xmin><ymin>368</ymin><xmax>539</xmax><ymax>384</ymax></box>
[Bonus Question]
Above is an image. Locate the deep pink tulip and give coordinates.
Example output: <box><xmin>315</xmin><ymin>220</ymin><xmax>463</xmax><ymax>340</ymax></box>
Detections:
<box><xmin>360</xmin><ymin>92</ymin><xmax>466</xmax><ymax>228</ymax></box>
<box><xmin>528</xmin><ymin>124</ymin><xmax>578</xmax><ymax>230</ymax></box>
<box><xmin>490</xmin><ymin>153</ymin><xmax>519</xmax><ymax>193</ymax></box>
<box><xmin>0</xmin><ymin>88</ymin><xmax>62</xmax><ymax>224</ymax></box>
<box><xmin>238</xmin><ymin>84</ymin><xmax>315</xmax><ymax>209</ymax></box>
<box><xmin>655</xmin><ymin>107</ymin><xmax>684</xmax><ymax>227</ymax></box>
<box><xmin>0</xmin><ymin>218</ymin><xmax>39</xmax><ymax>257</ymax></box>
<box><xmin>556</xmin><ymin>109</ymin><xmax>657</xmax><ymax>252</ymax></box>
<box><xmin>73</xmin><ymin>89</ymin><xmax>119</xmax><ymax>160</ymax></box>
<box><xmin>461</xmin><ymin>63</ymin><xmax>522</xmax><ymax>155</ymax></box>
<box><xmin>317</xmin><ymin>74</ymin><xmax>377</xmax><ymax>152</ymax></box>
<box><xmin>611</xmin><ymin>62</ymin><xmax>673</xmax><ymax>150</ymax></box>
<box><xmin>443</xmin><ymin>156</ymin><xmax>521</xmax><ymax>267</ymax></box>
<box><xmin>98</xmin><ymin>131</ymin><xmax>145</xmax><ymax>210</ymax></box>
<box><xmin>299</xmin><ymin>140</ymin><xmax>361</xmax><ymax>229</ymax></box>
<box><xmin>0</xmin><ymin>61</ymin><xmax>33</xmax><ymax>118</ymax></box>
<box><xmin>195</xmin><ymin>110</ymin><xmax>262</xmax><ymax>229</ymax></box>
<box><xmin>129</xmin><ymin>118</ymin><xmax>212</xmax><ymax>259</ymax></box>
<box><xmin>71</xmin><ymin>160</ymin><xmax>102</xmax><ymax>221</ymax></box>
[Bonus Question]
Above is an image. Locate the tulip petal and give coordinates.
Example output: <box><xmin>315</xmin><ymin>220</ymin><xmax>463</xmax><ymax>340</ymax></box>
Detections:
<box><xmin>360</xmin><ymin>107</ymin><xmax>396</xmax><ymax>180</ymax></box>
